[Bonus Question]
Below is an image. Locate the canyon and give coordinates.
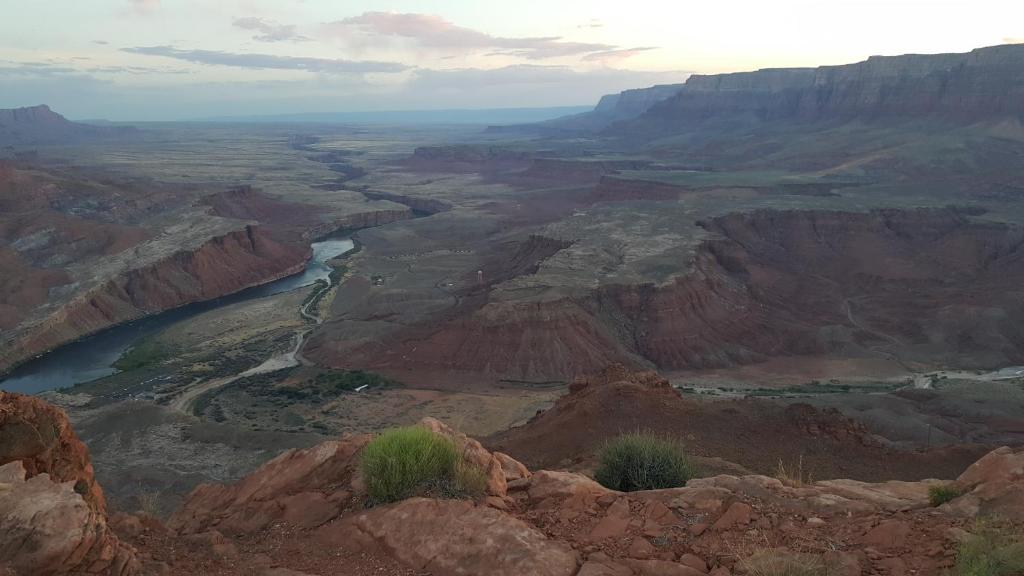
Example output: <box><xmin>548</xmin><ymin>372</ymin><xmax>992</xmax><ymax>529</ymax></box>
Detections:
<box><xmin>3</xmin><ymin>44</ymin><xmax>1024</xmax><ymax>576</ymax></box>
<box><xmin>0</xmin><ymin>138</ymin><xmax>413</xmax><ymax>374</ymax></box>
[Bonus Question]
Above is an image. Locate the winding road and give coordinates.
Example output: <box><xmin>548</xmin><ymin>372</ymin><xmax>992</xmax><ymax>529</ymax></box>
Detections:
<box><xmin>167</xmin><ymin>280</ymin><xmax>330</xmax><ymax>414</ymax></box>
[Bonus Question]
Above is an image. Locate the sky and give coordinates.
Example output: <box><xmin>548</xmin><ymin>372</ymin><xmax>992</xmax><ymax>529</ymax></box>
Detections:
<box><xmin>0</xmin><ymin>0</ymin><xmax>1021</xmax><ymax>120</ymax></box>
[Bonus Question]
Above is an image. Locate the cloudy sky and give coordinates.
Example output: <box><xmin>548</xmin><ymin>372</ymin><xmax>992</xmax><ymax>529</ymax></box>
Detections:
<box><xmin>0</xmin><ymin>0</ymin><xmax>1020</xmax><ymax>120</ymax></box>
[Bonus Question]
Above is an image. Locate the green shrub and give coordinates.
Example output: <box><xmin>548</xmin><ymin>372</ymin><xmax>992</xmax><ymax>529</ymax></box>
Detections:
<box><xmin>594</xmin><ymin>432</ymin><xmax>696</xmax><ymax>491</ymax></box>
<box><xmin>955</xmin><ymin>522</ymin><xmax>1024</xmax><ymax>576</ymax></box>
<box><xmin>114</xmin><ymin>338</ymin><xmax>171</xmax><ymax>371</ymax></box>
<box><xmin>929</xmin><ymin>483</ymin><xmax>965</xmax><ymax>507</ymax></box>
<box><xmin>360</xmin><ymin>426</ymin><xmax>485</xmax><ymax>504</ymax></box>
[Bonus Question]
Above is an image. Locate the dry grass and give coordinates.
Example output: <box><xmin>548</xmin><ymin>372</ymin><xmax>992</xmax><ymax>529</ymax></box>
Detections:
<box><xmin>736</xmin><ymin>548</ymin><xmax>829</xmax><ymax>576</ymax></box>
<box><xmin>775</xmin><ymin>455</ymin><xmax>813</xmax><ymax>488</ymax></box>
<box><xmin>955</xmin><ymin>521</ymin><xmax>1024</xmax><ymax>576</ymax></box>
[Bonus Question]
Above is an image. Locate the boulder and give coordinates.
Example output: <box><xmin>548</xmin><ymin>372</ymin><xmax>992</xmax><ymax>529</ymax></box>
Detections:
<box><xmin>0</xmin><ymin>391</ymin><xmax>105</xmax><ymax>512</ymax></box>
<box><xmin>0</xmin><ymin>461</ymin><xmax>138</xmax><ymax>576</ymax></box>
<box><xmin>528</xmin><ymin>470</ymin><xmax>615</xmax><ymax>507</ymax></box>
<box><xmin>946</xmin><ymin>446</ymin><xmax>1024</xmax><ymax>520</ymax></box>
<box><xmin>0</xmin><ymin>394</ymin><xmax>138</xmax><ymax>575</ymax></box>
<box><xmin>169</xmin><ymin>434</ymin><xmax>370</xmax><ymax>535</ymax></box>
<box><xmin>334</xmin><ymin>497</ymin><xmax>579</xmax><ymax>576</ymax></box>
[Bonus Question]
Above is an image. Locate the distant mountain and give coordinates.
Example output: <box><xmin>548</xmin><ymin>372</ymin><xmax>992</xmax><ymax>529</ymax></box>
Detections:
<box><xmin>0</xmin><ymin>104</ymin><xmax>134</xmax><ymax>145</ymax></box>
<box><xmin>199</xmin><ymin>106</ymin><xmax>592</xmax><ymax>125</ymax></box>
<box><xmin>485</xmin><ymin>84</ymin><xmax>687</xmax><ymax>135</ymax></box>
<box><xmin>616</xmin><ymin>44</ymin><xmax>1024</xmax><ymax>135</ymax></box>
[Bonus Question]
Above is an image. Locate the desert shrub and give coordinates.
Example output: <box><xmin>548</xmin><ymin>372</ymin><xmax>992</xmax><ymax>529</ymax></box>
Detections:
<box><xmin>594</xmin><ymin>432</ymin><xmax>695</xmax><ymax>491</ymax></box>
<box><xmin>955</xmin><ymin>522</ymin><xmax>1024</xmax><ymax>576</ymax></box>
<box><xmin>929</xmin><ymin>483</ymin><xmax>965</xmax><ymax>507</ymax></box>
<box><xmin>737</xmin><ymin>550</ymin><xmax>827</xmax><ymax>576</ymax></box>
<box><xmin>361</xmin><ymin>426</ymin><xmax>485</xmax><ymax>504</ymax></box>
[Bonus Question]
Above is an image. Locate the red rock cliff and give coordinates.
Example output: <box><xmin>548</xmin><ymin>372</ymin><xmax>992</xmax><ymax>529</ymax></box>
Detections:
<box><xmin>0</xmin><ymin>225</ymin><xmax>309</xmax><ymax>372</ymax></box>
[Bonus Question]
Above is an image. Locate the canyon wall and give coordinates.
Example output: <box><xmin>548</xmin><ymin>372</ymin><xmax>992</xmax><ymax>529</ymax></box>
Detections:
<box><xmin>316</xmin><ymin>208</ymin><xmax>1024</xmax><ymax>381</ymax></box>
<box><xmin>0</xmin><ymin>225</ymin><xmax>309</xmax><ymax>373</ymax></box>
<box><xmin>625</xmin><ymin>44</ymin><xmax>1024</xmax><ymax>132</ymax></box>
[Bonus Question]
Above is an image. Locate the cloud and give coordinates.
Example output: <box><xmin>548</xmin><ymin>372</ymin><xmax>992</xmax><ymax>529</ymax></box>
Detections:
<box><xmin>0</xmin><ymin>62</ymin><xmax>81</xmax><ymax>77</ymax></box>
<box><xmin>121</xmin><ymin>46</ymin><xmax>409</xmax><ymax>74</ymax></box>
<box><xmin>87</xmin><ymin>65</ymin><xmax>192</xmax><ymax>75</ymax></box>
<box><xmin>323</xmin><ymin>12</ymin><xmax>615</xmax><ymax>59</ymax></box>
<box><xmin>1004</xmin><ymin>37</ymin><xmax>1024</xmax><ymax>44</ymax></box>
<box><xmin>578</xmin><ymin>19</ymin><xmax>604</xmax><ymax>29</ymax></box>
<box><xmin>128</xmin><ymin>0</ymin><xmax>159</xmax><ymax>14</ymax></box>
<box><xmin>93</xmin><ymin>40</ymin><xmax>110</xmax><ymax>45</ymax></box>
<box><xmin>582</xmin><ymin>47</ymin><xmax>658</xmax><ymax>64</ymax></box>
<box><xmin>233</xmin><ymin>17</ymin><xmax>308</xmax><ymax>43</ymax></box>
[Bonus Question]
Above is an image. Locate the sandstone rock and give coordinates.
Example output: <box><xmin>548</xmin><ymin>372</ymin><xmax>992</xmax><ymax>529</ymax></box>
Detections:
<box><xmin>578</xmin><ymin>560</ymin><xmax>634</xmax><ymax>576</ymax></box>
<box><xmin>814</xmin><ymin>478</ymin><xmax>936</xmax><ymax>512</ymax></box>
<box><xmin>677</xmin><ymin>553</ymin><xmax>708</xmax><ymax>573</ymax></box>
<box><xmin>528</xmin><ymin>470</ymin><xmax>615</xmax><ymax>507</ymax></box>
<box><xmin>0</xmin><ymin>461</ymin><xmax>138</xmax><ymax>576</ymax></box>
<box><xmin>419</xmin><ymin>417</ymin><xmax>512</xmax><ymax>496</ymax></box>
<box><xmin>337</xmin><ymin>498</ymin><xmax>578</xmax><ymax>576</ymax></box>
<box><xmin>169</xmin><ymin>434</ymin><xmax>370</xmax><ymax>535</ymax></box>
<box><xmin>628</xmin><ymin>537</ymin><xmax>656</xmax><ymax>559</ymax></box>
<box><xmin>0</xmin><ymin>394</ymin><xmax>138</xmax><ymax>575</ymax></box>
<box><xmin>590</xmin><ymin>497</ymin><xmax>634</xmax><ymax>541</ymax></box>
<box><xmin>494</xmin><ymin>451</ymin><xmax>531</xmax><ymax>482</ymax></box>
<box><xmin>860</xmin><ymin>519</ymin><xmax>911</xmax><ymax>550</ymax></box>
<box><xmin>182</xmin><ymin>530</ymin><xmax>239</xmax><ymax>559</ymax></box>
<box><xmin>947</xmin><ymin>446</ymin><xmax>1024</xmax><ymax>520</ymax></box>
<box><xmin>0</xmin><ymin>391</ymin><xmax>105</xmax><ymax>512</ymax></box>
<box><xmin>712</xmin><ymin>502</ymin><xmax>753</xmax><ymax>531</ymax></box>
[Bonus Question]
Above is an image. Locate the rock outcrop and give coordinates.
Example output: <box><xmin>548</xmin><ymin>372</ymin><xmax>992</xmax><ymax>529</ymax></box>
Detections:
<box><xmin>3</xmin><ymin>394</ymin><xmax>1023</xmax><ymax>576</ymax></box>
<box><xmin>0</xmin><ymin>393</ymin><xmax>137</xmax><ymax>575</ymax></box>
<box><xmin>162</xmin><ymin>420</ymin><xmax>1024</xmax><ymax>576</ymax></box>
<box><xmin>946</xmin><ymin>445</ymin><xmax>1024</xmax><ymax>520</ymax></box>
<box><xmin>169</xmin><ymin>434</ymin><xmax>372</xmax><ymax>535</ymax></box>
<box><xmin>328</xmin><ymin>498</ymin><xmax>579</xmax><ymax>576</ymax></box>
<box><xmin>0</xmin><ymin>105</ymin><xmax>134</xmax><ymax>145</ymax></box>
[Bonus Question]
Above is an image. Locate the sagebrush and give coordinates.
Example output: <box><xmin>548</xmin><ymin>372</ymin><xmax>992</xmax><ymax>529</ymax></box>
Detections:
<box><xmin>928</xmin><ymin>483</ymin><xmax>965</xmax><ymax>507</ymax></box>
<box><xmin>360</xmin><ymin>426</ymin><xmax>485</xmax><ymax>504</ymax></box>
<box><xmin>594</xmin><ymin>432</ymin><xmax>696</xmax><ymax>491</ymax></box>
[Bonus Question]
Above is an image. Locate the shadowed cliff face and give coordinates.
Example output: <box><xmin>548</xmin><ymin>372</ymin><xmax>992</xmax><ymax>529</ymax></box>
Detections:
<box><xmin>620</xmin><ymin>44</ymin><xmax>1024</xmax><ymax>133</ymax></box>
<box><xmin>0</xmin><ymin>225</ymin><xmax>310</xmax><ymax>372</ymax></box>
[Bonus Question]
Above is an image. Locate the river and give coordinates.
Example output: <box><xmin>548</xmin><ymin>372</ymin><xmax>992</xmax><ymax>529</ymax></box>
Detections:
<box><xmin>0</xmin><ymin>238</ymin><xmax>354</xmax><ymax>394</ymax></box>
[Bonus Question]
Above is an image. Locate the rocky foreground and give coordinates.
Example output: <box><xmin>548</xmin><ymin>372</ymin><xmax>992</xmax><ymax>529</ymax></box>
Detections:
<box><xmin>2</xmin><ymin>389</ymin><xmax>1023</xmax><ymax>576</ymax></box>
